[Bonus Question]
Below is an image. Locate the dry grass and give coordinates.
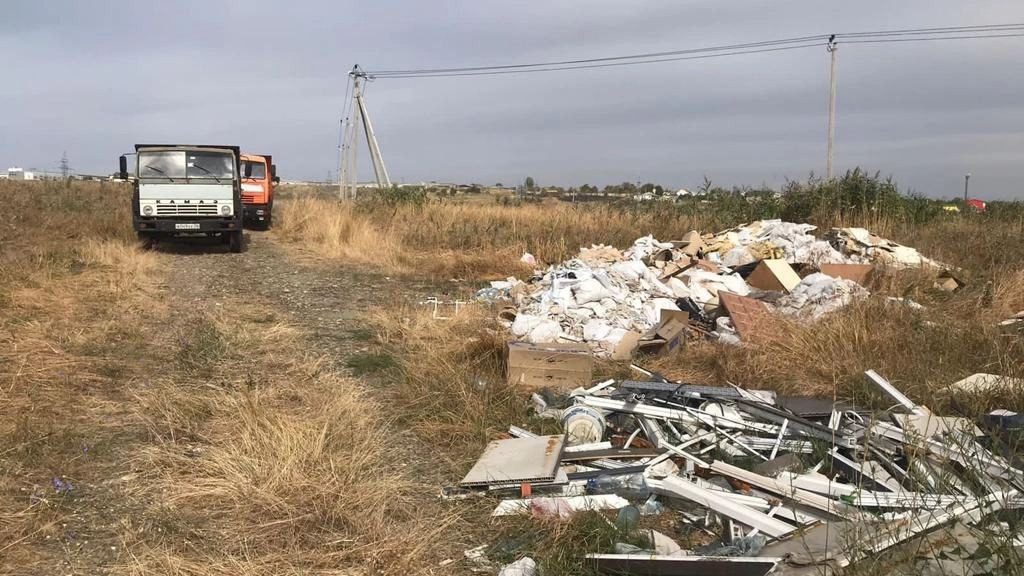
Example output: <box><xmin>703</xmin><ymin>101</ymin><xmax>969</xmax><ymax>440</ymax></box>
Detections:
<box><xmin>274</xmin><ymin>191</ymin><xmax>1024</xmax><ymax>283</ymax></box>
<box><xmin>5</xmin><ymin>181</ymin><xmax>1024</xmax><ymax>574</ymax></box>
<box><xmin>342</xmin><ymin>191</ymin><xmax>1024</xmax><ymax>573</ymax></box>
<box><xmin>283</xmin><ymin>190</ymin><xmax>1024</xmax><ymax>418</ymax></box>
<box><xmin>120</xmin><ymin>310</ymin><xmax>451</xmax><ymax>575</ymax></box>
<box><xmin>274</xmin><ymin>195</ymin><xmax>719</xmax><ymax>279</ymax></box>
<box><xmin>366</xmin><ymin>306</ymin><xmax>524</xmax><ymax>467</ymax></box>
<box><xmin>0</xmin><ymin>182</ymin><xmax>450</xmax><ymax>574</ymax></box>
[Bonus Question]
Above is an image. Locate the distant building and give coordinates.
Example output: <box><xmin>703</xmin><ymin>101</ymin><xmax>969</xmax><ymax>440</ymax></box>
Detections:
<box><xmin>6</xmin><ymin>166</ymin><xmax>46</xmax><ymax>179</ymax></box>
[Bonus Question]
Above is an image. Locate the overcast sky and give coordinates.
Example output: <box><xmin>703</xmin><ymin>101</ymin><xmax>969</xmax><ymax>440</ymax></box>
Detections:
<box><xmin>3</xmin><ymin>1</ymin><xmax>1023</xmax><ymax>199</ymax></box>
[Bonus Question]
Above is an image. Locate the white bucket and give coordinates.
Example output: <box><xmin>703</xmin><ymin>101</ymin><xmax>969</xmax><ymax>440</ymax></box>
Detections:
<box><xmin>561</xmin><ymin>405</ymin><xmax>607</xmax><ymax>445</ymax></box>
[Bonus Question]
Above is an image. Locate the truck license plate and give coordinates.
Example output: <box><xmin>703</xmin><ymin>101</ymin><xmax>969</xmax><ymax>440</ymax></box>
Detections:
<box><xmin>175</xmin><ymin>223</ymin><xmax>201</xmax><ymax>230</ymax></box>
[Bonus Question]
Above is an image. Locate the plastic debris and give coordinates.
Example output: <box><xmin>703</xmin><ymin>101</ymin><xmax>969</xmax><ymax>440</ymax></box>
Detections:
<box><xmin>775</xmin><ymin>273</ymin><xmax>868</xmax><ymax>319</ymax></box>
<box><xmin>828</xmin><ymin>227</ymin><xmax>945</xmax><ymax>268</ymax></box>
<box><xmin>497</xmin><ymin>557</ymin><xmax>536</xmax><ymax>576</ymax></box>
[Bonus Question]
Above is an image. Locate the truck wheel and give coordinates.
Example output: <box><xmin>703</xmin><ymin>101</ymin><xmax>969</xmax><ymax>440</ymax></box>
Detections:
<box><xmin>137</xmin><ymin>232</ymin><xmax>155</xmax><ymax>250</ymax></box>
<box><xmin>263</xmin><ymin>209</ymin><xmax>273</xmax><ymax>230</ymax></box>
<box><xmin>229</xmin><ymin>230</ymin><xmax>244</xmax><ymax>253</ymax></box>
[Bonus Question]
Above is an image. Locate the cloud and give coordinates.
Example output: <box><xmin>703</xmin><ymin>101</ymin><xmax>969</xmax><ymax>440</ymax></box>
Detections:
<box><xmin>2</xmin><ymin>0</ymin><xmax>1023</xmax><ymax>198</ymax></box>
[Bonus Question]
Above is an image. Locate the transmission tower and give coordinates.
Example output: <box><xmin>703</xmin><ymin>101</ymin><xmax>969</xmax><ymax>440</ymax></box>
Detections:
<box><xmin>60</xmin><ymin>151</ymin><xmax>70</xmax><ymax>182</ymax></box>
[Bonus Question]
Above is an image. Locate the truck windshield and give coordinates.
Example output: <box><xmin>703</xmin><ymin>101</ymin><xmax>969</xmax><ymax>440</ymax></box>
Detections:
<box><xmin>139</xmin><ymin>151</ymin><xmax>186</xmax><ymax>178</ymax></box>
<box><xmin>187</xmin><ymin>152</ymin><xmax>234</xmax><ymax>179</ymax></box>
<box><xmin>138</xmin><ymin>150</ymin><xmax>234</xmax><ymax>180</ymax></box>
<box><xmin>241</xmin><ymin>160</ymin><xmax>266</xmax><ymax>179</ymax></box>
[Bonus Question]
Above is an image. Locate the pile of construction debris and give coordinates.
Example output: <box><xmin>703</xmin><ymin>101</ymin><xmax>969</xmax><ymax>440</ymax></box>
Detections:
<box><xmin>454</xmin><ymin>369</ymin><xmax>1024</xmax><ymax>575</ymax></box>
<box><xmin>493</xmin><ymin>220</ymin><xmax>951</xmax><ymax>355</ymax></box>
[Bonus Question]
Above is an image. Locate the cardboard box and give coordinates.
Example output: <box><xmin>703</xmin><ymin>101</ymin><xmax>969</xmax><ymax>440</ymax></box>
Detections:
<box><xmin>818</xmin><ymin>263</ymin><xmax>875</xmax><ymax>286</ymax></box>
<box><xmin>746</xmin><ymin>259</ymin><xmax>801</xmax><ymax>293</ymax></box>
<box><xmin>507</xmin><ymin>342</ymin><xmax>593</xmax><ymax>390</ymax></box>
<box><xmin>638</xmin><ymin>310</ymin><xmax>688</xmax><ymax>356</ymax></box>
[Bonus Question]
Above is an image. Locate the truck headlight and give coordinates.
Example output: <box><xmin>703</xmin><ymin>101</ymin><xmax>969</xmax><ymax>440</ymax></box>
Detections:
<box><xmin>221</xmin><ymin>205</ymin><xmax>231</xmax><ymax>215</ymax></box>
<box><xmin>142</xmin><ymin>205</ymin><xmax>154</xmax><ymax>216</ymax></box>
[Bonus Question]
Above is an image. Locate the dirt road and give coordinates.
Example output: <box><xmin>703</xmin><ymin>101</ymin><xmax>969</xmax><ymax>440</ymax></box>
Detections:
<box><xmin>163</xmin><ymin>231</ymin><xmax>442</xmax><ymax>367</ymax></box>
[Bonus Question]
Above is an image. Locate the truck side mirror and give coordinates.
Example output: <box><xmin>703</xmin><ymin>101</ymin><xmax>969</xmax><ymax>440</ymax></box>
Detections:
<box><xmin>118</xmin><ymin>155</ymin><xmax>128</xmax><ymax>180</ymax></box>
<box><xmin>271</xmin><ymin>164</ymin><xmax>279</xmax><ymax>184</ymax></box>
<box><xmin>244</xmin><ymin>162</ymin><xmax>253</xmax><ymax>178</ymax></box>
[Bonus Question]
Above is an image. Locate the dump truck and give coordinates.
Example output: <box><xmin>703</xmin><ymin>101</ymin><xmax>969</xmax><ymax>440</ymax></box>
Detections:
<box><xmin>120</xmin><ymin>144</ymin><xmax>244</xmax><ymax>252</ymax></box>
<box><xmin>240</xmin><ymin>154</ymin><xmax>278</xmax><ymax>228</ymax></box>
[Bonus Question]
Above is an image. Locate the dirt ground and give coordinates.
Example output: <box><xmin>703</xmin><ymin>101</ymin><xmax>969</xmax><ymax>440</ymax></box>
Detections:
<box><xmin>1</xmin><ymin>230</ymin><xmax>467</xmax><ymax>575</ymax></box>
<box><xmin>163</xmin><ymin>231</ymin><xmax>442</xmax><ymax>363</ymax></box>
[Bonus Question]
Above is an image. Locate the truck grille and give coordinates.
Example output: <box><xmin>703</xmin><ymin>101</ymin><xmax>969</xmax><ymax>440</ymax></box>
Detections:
<box><xmin>242</xmin><ymin>194</ymin><xmax>258</xmax><ymax>204</ymax></box>
<box><xmin>155</xmin><ymin>204</ymin><xmax>221</xmax><ymax>216</ymax></box>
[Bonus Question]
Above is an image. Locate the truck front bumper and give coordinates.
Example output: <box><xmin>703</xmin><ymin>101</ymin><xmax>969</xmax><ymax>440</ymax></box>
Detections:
<box><xmin>135</xmin><ymin>217</ymin><xmax>241</xmax><ymax>233</ymax></box>
<box><xmin>243</xmin><ymin>204</ymin><xmax>269</xmax><ymax>223</ymax></box>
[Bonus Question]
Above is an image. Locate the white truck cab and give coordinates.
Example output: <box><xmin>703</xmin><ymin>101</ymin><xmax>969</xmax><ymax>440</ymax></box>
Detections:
<box><xmin>122</xmin><ymin>144</ymin><xmax>245</xmax><ymax>252</ymax></box>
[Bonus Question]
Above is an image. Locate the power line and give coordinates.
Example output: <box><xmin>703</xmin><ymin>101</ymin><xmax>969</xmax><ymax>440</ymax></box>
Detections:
<box><xmin>843</xmin><ymin>32</ymin><xmax>1024</xmax><ymax>44</ymax></box>
<box><xmin>364</xmin><ymin>23</ymin><xmax>1024</xmax><ymax>79</ymax></box>
<box><xmin>835</xmin><ymin>22</ymin><xmax>1024</xmax><ymax>38</ymax></box>
<box><xmin>370</xmin><ymin>34</ymin><xmax>828</xmax><ymax>75</ymax></box>
<box><xmin>373</xmin><ymin>43</ymin><xmax>826</xmax><ymax>79</ymax></box>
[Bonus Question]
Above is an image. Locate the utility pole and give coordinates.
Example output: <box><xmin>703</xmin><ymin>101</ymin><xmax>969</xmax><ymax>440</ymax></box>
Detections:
<box><xmin>339</xmin><ymin>76</ymin><xmax>360</xmax><ymax>200</ymax></box>
<box><xmin>826</xmin><ymin>36</ymin><xmax>838</xmax><ymax>180</ymax></box>
<box><xmin>355</xmin><ymin>79</ymin><xmax>391</xmax><ymax>191</ymax></box>
<box><xmin>338</xmin><ymin>65</ymin><xmax>391</xmax><ymax>198</ymax></box>
<box><xmin>964</xmin><ymin>173</ymin><xmax>971</xmax><ymax>202</ymax></box>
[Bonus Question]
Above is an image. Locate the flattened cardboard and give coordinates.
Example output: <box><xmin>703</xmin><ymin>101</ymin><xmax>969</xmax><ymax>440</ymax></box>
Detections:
<box><xmin>746</xmin><ymin>259</ymin><xmax>801</xmax><ymax>293</ymax></box>
<box><xmin>689</xmin><ymin>259</ymin><xmax>723</xmax><ymax>274</ymax></box>
<box><xmin>660</xmin><ymin>258</ymin><xmax>722</xmax><ymax>281</ymax></box>
<box><xmin>659</xmin><ymin>309</ymin><xmax>689</xmax><ymax>324</ymax></box>
<box><xmin>678</xmin><ymin>230</ymin><xmax>706</xmax><ymax>257</ymax></box>
<box><xmin>610</xmin><ymin>331</ymin><xmax>642</xmax><ymax>361</ymax></box>
<box><xmin>658</xmin><ymin>262</ymin><xmax>685</xmax><ymax>281</ymax></box>
<box><xmin>507</xmin><ymin>342</ymin><xmax>593</xmax><ymax>390</ymax></box>
<box><xmin>934</xmin><ymin>270</ymin><xmax>965</xmax><ymax>292</ymax></box>
<box><xmin>819</xmin><ymin>263</ymin><xmax>875</xmax><ymax>286</ymax></box>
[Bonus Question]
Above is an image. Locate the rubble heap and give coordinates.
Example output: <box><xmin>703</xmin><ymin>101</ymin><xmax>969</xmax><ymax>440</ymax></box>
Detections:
<box><xmin>455</xmin><ymin>370</ymin><xmax>1024</xmax><ymax>575</ymax></box>
<box><xmin>496</xmin><ymin>220</ymin><xmax>946</xmax><ymax>354</ymax></box>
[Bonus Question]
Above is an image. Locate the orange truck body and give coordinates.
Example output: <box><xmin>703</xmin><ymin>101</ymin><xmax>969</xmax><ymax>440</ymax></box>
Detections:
<box><xmin>240</xmin><ymin>154</ymin><xmax>278</xmax><ymax>228</ymax></box>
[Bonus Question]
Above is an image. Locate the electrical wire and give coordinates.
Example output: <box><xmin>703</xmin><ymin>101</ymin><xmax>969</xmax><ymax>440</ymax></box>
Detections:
<box><xmin>373</xmin><ymin>42</ymin><xmax>826</xmax><ymax>79</ymax></box>
<box><xmin>836</xmin><ymin>22</ymin><xmax>1024</xmax><ymax>38</ymax></box>
<box><xmin>369</xmin><ymin>34</ymin><xmax>828</xmax><ymax>76</ymax></box>
<box><xmin>363</xmin><ymin>23</ymin><xmax>1024</xmax><ymax>79</ymax></box>
<box><xmin>842</xmin><ymin>32</ymin><xmax>1024</xmax><ymax>44</ymax></box>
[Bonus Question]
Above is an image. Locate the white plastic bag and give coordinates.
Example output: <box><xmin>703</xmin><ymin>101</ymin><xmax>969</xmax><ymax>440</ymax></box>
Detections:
<box><xmin>527</xmin><ymin>319</ymin><xmax>563</xmax><ymax>343</ymax></box>
<box><xmin>511</xmin><ymin>314</ymin><xmax>543</xmax><ymax>337</ymax></box>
